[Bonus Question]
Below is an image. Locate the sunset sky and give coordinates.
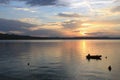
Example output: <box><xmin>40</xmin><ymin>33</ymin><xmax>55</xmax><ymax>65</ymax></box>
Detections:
<box><xmin>0</xmin><ymin>0</ymin><xmax>120</xmax><ymax>37</ymax></box>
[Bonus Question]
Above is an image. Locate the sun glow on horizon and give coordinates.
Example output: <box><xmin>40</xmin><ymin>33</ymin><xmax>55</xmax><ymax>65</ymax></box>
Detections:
<box><xmin>80</xmin><ymin>31</ymin><xmax>87</xmax><ymax>36</ymax></box>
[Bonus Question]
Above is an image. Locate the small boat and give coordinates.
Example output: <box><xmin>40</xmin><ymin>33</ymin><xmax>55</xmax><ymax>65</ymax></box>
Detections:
<box><xmin>86</xmin><ymin>54</ymin><xmax>102</xmax><ymax>60</ymax></box>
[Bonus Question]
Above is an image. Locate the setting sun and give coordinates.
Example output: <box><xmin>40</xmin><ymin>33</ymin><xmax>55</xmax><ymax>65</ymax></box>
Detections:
<box><xmin>80</xmin><ymin>32</ymin><xmax>86</xmax><ymax>36</ymax></box>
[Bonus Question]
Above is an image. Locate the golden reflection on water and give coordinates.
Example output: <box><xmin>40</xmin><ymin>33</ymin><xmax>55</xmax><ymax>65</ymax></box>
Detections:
<box><xmin>20</xmin><ymin>40</ymin><xmax>120</xmax><ymax>77</ymax></box>
<box><xmin>77</xmin><ymin>40</ymin><xmax>88</xmax><ymax>60</ymax></box>
<box><xmin>81</xmin><ymin>40</ymin><xmax>87</xmax><ymax>53</ymax></box>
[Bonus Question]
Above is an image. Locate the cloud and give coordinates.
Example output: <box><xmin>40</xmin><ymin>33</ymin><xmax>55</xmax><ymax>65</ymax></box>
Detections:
<box><xmin>57</xmin><ymin>13</ymin><xmax>83</xmax><ymax>18</ymax></box>
<box><xmin>0</xmin><ymin>0</ymin><xmax>9</xmax><ymax>4</ymax></box>
<box><xmin>8</xmin><ymin>31</ymin><xmax>24</xmax><ymax>34</ymax></box>
<box><xmin>62</xmin><ymin>20</ymin><xmax>83</xmax><ymax>30</ymax></box>
<box><xmin>19</xmin><ymin>18</ymin><xmax>41</xmax><ymax>25</ymax></box>
<box><xmin>85</xmin><ymin>18</ymin><xmax>120</xmax><ymax>27</ymax></box>
<box><xmin>0</xmin><ymin>18</ymin><xmax>119</xmax><ymax>37</ymax></box>
<box><xmin>57</xmin><ymin>0</ymin><xmax>114</xmax><ymax>9</ymax></box>
<box><xmin>0</xmin><ymin>18</ymin><xmax>71</xmax><ymax>37</ymax></box>
<box><xmin>27</xmin><ymin>22</ymin><xmax>62</xmax><ymax>31</ymax></box>
<box><xmin>0</xmin><ymin>18</ymin><xmax>35</xmax><ymax>32</ymax></box>
<box><xmin>25</xmin><ymin>29</ymin><xmax>65</xmax><ymax>37</ymax></box>
<box><xmin>0</xmin><ymin>0</ymin><xmax>57</xmax><ymax>6</ymax></box>
<box><xmin>85</xmin><ymin>30</ymin><xmax>120</xmax><ymax>37</ymax></box>
<box><xmin>0</xmin><ymin>0</ymin><xmax>69</xmax><ymax>7</ymax></box>
<box><xmin>73</xmin><ymin>30</ymin><xmax>81</xmax><ymax>33</ymax></box>
<box><xmin>26</xmin><ymin>20</ymin><xmax>83</xmax><ymax>37</ymax></box>
<box><xmin>114</xmin><ymin>0</ymin><xmax>120</xmax><ymax>3</ymax></box>
<box><xmin>0</xmin><ymin>0</ymin><xmax>115</xmax><ymax>8</ymax></box>
<box><xmin>85</xmin><ymin>32</ymin><xmax>107</xmax><ymax>36</ymax></box>
<box><xmin>14</xmin><ymin>8</ymin><xmax>37</xmax><ymax>12</ymax></box>
<box><xmin>23</xmin><ymin>0</ymin><xmax>57</xmax><ymax>6</ymax></box>
<box><xmin>111</xmin><ymin>6</ymin><xmax>120</xmax><ymax>13</ymax></box>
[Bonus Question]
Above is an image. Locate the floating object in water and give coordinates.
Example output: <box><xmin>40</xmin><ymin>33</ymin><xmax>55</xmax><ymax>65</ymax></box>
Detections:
<box><xmin>27</xmin><ymin>63</ymin><xmax>30</xmax><ymax>66</ymax></box>
<box><xmin>108</xmin><ymin>65</ymin><xmax>112</xmax><ymax>71</ymax></box>
<box><xmin>86</xmin><ymin>54</ymin><xmax>102</xmax><ymax>60</ymax></box>
<box><xmin>105</xmin><ymin>56</ymin><xmax>107</xmax><ymax>59</ymax></box>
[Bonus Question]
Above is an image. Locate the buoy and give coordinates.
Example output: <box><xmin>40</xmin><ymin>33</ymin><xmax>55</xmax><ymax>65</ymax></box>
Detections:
<box><xmin>108</xmin><ymin>65</ymin><xmax>112</xmax><ymax>71</ymax></box>
<box><xmin>27</xmin><ymin>63</ymin><xmax>30</xmax><ymax>66</ymax></box>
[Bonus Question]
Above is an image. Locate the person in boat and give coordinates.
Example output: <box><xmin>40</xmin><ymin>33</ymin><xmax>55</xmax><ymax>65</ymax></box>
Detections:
<box><xmin>87</xmin><ymin>54</ymin><xmax>90</xmax><ymax>57</ymax></box>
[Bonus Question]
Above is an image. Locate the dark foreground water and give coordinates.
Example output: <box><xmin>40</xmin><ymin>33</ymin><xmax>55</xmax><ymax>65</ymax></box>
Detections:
<box><xmin>0</xmin><ymin>40</ymin><xmax>120</xmax><ymax>80</ymax></box>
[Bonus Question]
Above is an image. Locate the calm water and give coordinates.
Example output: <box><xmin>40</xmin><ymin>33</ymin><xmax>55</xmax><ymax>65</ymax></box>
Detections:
<box><xmin>0</xmin><ymin>40</ymin><xmax>120</xmax><ymax>80</ymax></box>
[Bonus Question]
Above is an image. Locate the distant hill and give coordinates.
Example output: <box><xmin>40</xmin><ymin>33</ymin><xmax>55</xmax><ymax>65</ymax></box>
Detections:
<box><xmin>0</xmin><ymin>33</ymin><xmax>34</xmax><ymax>39</ymax></box>
<box><xmin>0</xmin><ymin>33</ymin><xmax>120</xmax><ymax>40</ymax></box>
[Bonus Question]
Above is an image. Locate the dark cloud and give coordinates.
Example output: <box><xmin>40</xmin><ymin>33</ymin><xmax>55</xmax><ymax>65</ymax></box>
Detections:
<box><xmin>58</xmin><ymin>13</ymin><xmax>82</xmax><ymax>18</ymax></box>
<box><xmin>24</xmin><ymin>0</ymin><xmax>56</xmax><ymax>6</ymax></box>
<box><xmin>0</xmin><ymin>18</ymin><xmax>65</xmax><ymax>37</ymax></box>
<box><xmin>73</xmin><ymin>30</ymin><xmax>80</xmax><ymax>33</ymax></box>
<box><xmin>0</xmin><ymin>0</ymin><xmax>58</xmax><ymax>6</ymax></box>
<box><xmin>25</xmin><ymin>29</ymin><xmax>64</xmax><ymax>37</ymax></box>
<box><xmin>85</xmin><ymin>32</ymin><xmax>108</xmax><ymax>36</ymax></box>
<box><xmin>0</xmin><ymin>18</ymin><xmax>35</xmax><ymax>32</ymax></box>
<box><xmin>85</xmin><ymin>31</ymin><xmax>120</xmax><ymax>37</ymax></box>
<box><xmin>111</xmin><ymin>6</ymin><xmax>120</xmax><ymax>13</ymax></box>
<box><xmin>0</xmin><ymin>0</ymin><xmax>9</xmax><ymax>4</ymax></box>
<box><xmin>62</xmin><ymin>20</ymin><xmax>83</xmax><ymax>30</ymax></box>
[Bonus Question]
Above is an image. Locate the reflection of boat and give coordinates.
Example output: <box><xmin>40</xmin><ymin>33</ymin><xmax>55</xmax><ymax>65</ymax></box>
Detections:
<box><xmin>86</xmin><ymin>54</ymin><xmax>102</xmax><ymax>60</ymax></box>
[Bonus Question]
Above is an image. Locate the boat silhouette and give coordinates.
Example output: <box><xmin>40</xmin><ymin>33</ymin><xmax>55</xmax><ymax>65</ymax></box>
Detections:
<box><xmin>86</xmin><ymin>54</ymin><xmax>102</xmax><ymax>60</ymax></box>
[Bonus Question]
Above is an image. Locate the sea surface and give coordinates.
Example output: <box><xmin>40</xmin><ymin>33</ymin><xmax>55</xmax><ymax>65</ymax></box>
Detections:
<box><xmin>0</xmin><ymin>40</ymin><xmax>120</xmax><ymax>80</ymax></box>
